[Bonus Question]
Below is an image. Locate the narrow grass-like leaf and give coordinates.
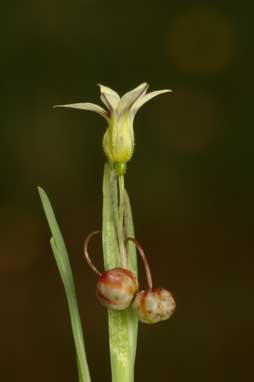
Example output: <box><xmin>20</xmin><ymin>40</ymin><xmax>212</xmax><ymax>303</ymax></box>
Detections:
<box><xmin>38</xmin><ymin>187</ymin><xmax>91</xmax><ymax>382</ymax></box>
<box><xmin>102</xmin><ymin>163</ymin><xmax>138</xmax><ymax>382</ymax></box>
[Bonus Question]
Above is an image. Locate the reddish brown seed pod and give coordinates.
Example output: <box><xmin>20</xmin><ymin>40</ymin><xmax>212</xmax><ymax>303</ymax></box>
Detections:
<box><xmin>96</xmin><ymin>267</ymin><xmax>138</xmax><ymax>310</ymax></box>
<box><xmin>126</xmin><ymin>237</ymin><xmax>176</xmax><ymax>324</ymax></box>
<box><xmin>84</xmin><ymin>231</ymin><xmax>138</xmax><ymax>310</ymax></box>
<box><xmin>132</xmin><ymin>288</ymin><xmax>176</xmax><ymax>324</ymax></box>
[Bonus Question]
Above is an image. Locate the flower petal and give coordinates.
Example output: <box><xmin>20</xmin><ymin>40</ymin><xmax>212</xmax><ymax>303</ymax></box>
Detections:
<box><xmin>118</xmin><ymin>82</ymin><xmax>149</xmax><ymax>115</ymax></box>
<box><xmin>98</xmin><ymin>84</ymin><xmax>120</xmax><ymax>111</ymax></box>
<box><xmin>53</xmin><ymin>102</ymin><xmax>109</xmax><ymax>120</ymax></box>
<box><xmin>131</xmin><ymin>89</ymin><xmax>172</xmax><ymax>115</ymax></box>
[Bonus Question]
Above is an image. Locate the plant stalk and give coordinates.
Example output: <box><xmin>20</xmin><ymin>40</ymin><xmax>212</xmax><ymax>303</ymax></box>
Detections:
<box><xmin>102</xmin><ymin>163</ymin><xmax>138</xmax><ymax>382</ymax></box>
<box><xmin>118</xmin><ymin>174</ymin><xmax>127</xmax><ymax>268</ymax></box>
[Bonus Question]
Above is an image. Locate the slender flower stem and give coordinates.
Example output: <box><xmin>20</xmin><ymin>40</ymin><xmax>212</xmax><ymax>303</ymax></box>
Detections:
<box><xmin>102</xmin><ymin>163</ymin><xmax>137</xmax><ymax>382</ymax></box>
<box><xmin>118</xmin><ymin>174</ymin><xmax>127</xmax><ymax>268</ymax></box>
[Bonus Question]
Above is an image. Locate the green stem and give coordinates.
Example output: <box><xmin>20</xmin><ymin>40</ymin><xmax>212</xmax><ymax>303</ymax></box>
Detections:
<box><xmin>102</xmin><ymin>163</ymin><xmax>138</xmax><ymax>382</ymax></box>
<box><xmin>118</xmin><ymin>175</ymin><xmax>127</xmax><ymax>268</ymax></box>
<box><xmin>124</xmin><ymin>192</ymin><xmax>139</xmax><ymax>366</ymax></box>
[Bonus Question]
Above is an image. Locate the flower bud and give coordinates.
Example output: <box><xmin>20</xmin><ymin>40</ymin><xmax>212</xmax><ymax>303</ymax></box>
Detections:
<box><xmin>96</xmin><ymin>268</ymin><xmax>138</xmax><ymax>310</ymax></box>
<box><xmin>132</xmin><ymin>288</ymin><xmax>176</xmax><ymax>324</ymax></box>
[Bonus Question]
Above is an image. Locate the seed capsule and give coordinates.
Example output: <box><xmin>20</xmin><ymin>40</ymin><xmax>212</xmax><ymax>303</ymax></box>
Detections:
<box><xmin>132</xmin><ymin>288</ymin><xmax>176</xmax><ymax>324</ymax></box>
<box><xmin>96</xmin><ymin>268</ymin><xmax>138</xmax><ymax>310</ymax></box>
<box><xmin>126</xmin><ymin>237</ymin><xmax>176</xmax><ymax>324</ymax></box>
<box><xmin>84</xmin><ymin>231</ymin><xmax>138</xmax><ymax>310</ymax></box>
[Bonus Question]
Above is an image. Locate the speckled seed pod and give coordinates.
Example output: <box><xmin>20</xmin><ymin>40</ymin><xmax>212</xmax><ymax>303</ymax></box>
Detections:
<box><xmin>96</xmin><ymin>267</ymin><xmax>138</xmax><ymax>310</ymax></box>
<box><xmin>132</xmin><ymin>288</ymin><xmax>176</xmax><ymax>324</ymax></box>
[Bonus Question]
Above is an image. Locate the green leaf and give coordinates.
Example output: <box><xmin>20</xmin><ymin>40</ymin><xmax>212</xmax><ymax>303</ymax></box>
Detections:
<box><xmin>38</xmin><ymin>187</ymin><xmax>91</xmax><ymax>382</ymax></box>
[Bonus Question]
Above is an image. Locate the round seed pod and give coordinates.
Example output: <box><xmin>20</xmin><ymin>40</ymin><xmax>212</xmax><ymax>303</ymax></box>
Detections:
<box><xmin>132</xmin><ymin>288</ymin><xmax>176</xmax><ymax>324</ymax></box>
<box><xmin>84</xmin><ymin>231</ymin><xmax>138</xmax><ymax>310</ymax></box>
<box><xmin>126</xmin><ymin>237</ymin><xmax>176</xmax><ymax>324</ymax></box>
<box><xmin>96</xmin><ymin>267</ymin><xmax>138</xmax><ymax>310</ymax></box>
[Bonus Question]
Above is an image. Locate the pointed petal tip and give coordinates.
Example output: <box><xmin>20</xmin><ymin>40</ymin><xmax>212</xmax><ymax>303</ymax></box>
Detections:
<box><xmin>157</xmin><ymin>89</ymin><xmax>173</xmax><ymax>93</ymax></box>
<box><xmin>97</xmin><ymin>82</ymin><xmax>110</xmax><ymax>87</ymax></box>
<box><xmin>97</xmin><ymin>84</ymin><xmax>120</xmax><ymax>109</ymax></box>
<box><xmin>52</xmin><ymin>104</ymin><xmax>75</xmax><ymax>110</ymax></box>
<box><xmin>97</xmin><ymin>83</ymin><xmax>115</xmax><ymax>93</ymax></box>
<box><xmin>133</xmin><ymin>82</ymin><xmax>149</xmax><ymax>93</ymax></box>
<box><xmin>97</xmin><ymin>83</ymin><xmax>119</xmax><ymax>94</ymax></box>
<box><xmin>138</xmin><ymin>81</ymin><xmax>149</xmax><ymax>88</ymax></box>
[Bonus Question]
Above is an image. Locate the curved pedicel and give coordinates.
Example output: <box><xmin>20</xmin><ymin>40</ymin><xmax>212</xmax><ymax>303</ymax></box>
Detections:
<box><xmin>126</xmin><ymin>237</ymin><xmax>176</xmax><ymax>324</ymax></box>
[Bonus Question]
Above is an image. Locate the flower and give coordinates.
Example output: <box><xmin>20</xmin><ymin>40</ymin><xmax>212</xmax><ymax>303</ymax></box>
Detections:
<box><xmin>54</xmin><ymin>83</ymin><xmax>172</xmax><ymax>174</ymax></box>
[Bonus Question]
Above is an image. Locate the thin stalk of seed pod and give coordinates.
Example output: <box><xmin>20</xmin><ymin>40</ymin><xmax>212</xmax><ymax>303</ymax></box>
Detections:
<box><xmin>83</xmin><ymin>230</ymin><xmax>102</xmax><ymax>277</ymax></box>
<box><xmin>117</xmin><ymin>174</ymin><xmax>127</xmax><ymax>268</ymax></box>
<box><xmin>126</xmin><ymin>238</ymin><xmax>153</xmax><ymax>289</ymax></box>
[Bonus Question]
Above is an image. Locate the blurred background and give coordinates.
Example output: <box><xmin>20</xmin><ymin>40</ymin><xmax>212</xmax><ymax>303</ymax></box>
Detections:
<box><xmin>1</xmin><ymin>0</ymin><xmax>253</xmax><ymax>381</ymax></box>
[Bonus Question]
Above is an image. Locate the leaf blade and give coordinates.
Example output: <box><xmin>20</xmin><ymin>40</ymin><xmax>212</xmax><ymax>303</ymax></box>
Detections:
<box><xmin>38</xmin><ymin>187</ymin><xmax>91</xmax><ymax>382</ymax></box>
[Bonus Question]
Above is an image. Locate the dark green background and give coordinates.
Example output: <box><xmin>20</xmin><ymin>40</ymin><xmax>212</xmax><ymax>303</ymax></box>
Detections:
<box><xmin>1</xmin><ymin>1</ymin><xmax>253</xmax><ymax>381</ymax></box>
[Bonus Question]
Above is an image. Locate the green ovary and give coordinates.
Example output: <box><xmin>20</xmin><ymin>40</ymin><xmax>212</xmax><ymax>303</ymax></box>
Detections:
<box><xmin>103</xmin><ymin>115</ymin><xmax>134</xmax><ymax>163</ymax></box>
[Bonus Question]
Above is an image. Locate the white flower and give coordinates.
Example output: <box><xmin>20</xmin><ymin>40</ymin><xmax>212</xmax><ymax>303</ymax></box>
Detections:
<box><xmin>54</xmin><ymin>83</ymin><xmax>172</xmax><ymax>174</ymax></box>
